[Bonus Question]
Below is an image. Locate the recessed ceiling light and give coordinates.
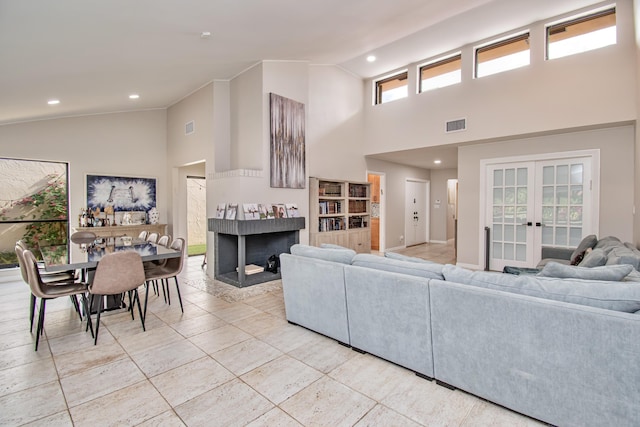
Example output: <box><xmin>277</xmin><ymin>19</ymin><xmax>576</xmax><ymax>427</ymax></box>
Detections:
<box><xmin>434</xmin><ymin>159</ymin><xmax>442</xmax><ymax>164</ymax></box>
<box><xmin>129</xmin><ymin>94</ymin><xmax>140</xmax><ymax>100</ymax></box>
<box><xmin>200</xmin><ymin>31</ymin><xmax>211</xmax><ymax>39</ymax></box>
<box><xmin>47</xmin><ymin>99</ymin><xmax>60</xmax><ymax>105</ymax></box>
<box><xmin>366</xmin><ymin>55</ymin><xmax>376</xmax><ymax>63</ymax></box>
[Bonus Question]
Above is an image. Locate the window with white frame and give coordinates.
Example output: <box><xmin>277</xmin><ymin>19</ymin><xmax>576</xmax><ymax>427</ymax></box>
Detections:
<box><xmin>375</xmin><ymin>71</ymin><xmax>408</xmax><ymax>104</ymax></box>
<box><xmin>419</xmin><ymin>54</ymin><xmax>462</xmax><ymax>93</ymax></box>
<box><xmin>546</xmin><ymin>7</ymin><xmax>616</xmax><ymax>60</ymax></box>
<box><xmin>475</xmin><ymin>33</ymin><xmax>530</xmax><ymax>78</ymax></box>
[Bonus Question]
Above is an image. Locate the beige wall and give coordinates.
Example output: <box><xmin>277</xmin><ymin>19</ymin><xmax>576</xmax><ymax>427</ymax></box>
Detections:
<box><xmin>429</xmin><ymin>168</ymin><xmax>458</xmax><ymax>243</ymax></box>
<box><xmin>365</xmin><ymin>158</ymin><xmax>430</xmax><ymax>250</ymax></box>
<box><xmin>457</xmin><ymin>125</ymin><xmax>635</xmax><ymax>268</ymax></box>
<box><xmin>0</xmin><ymin>110</ymin><xmax>168</xmax><ymax>232</ymax></box>
<box><xmin>363</xmin><ymin>0</ymin><xmax>636</xmax><ymax>156</ymax></box>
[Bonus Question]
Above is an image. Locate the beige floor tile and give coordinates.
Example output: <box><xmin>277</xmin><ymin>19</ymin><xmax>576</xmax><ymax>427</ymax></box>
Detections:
<box><xmin>0</xmin><ymin>358</ymin><xmax>58</xmax><ymax>397</ymax></box>
<box><xmin>288</xmin><ymin>333</ymin><xmax>357</xmax><ymax>373</ymax></box>
<box><xmin>381</xmin><ymin>375</ymin><xmax>477</xmax><ymax>425</ymax></box>
<box><xmin>280</xmin><ymin>376</ymin><xmax>376</xmax><ymax>427</ymax></box>
<box><xmin>241</xmin><ymin>354</ymin><xmax>323</xmax><ymax>404</ymax></box>
<box><xmin>183</xmin><ymin>292</ymin><xmax>232</xmax><ymax>311</ymax></box>
<box><xmin>256</xmin><ymin>322</ymin><xmax>321</xmax><ymax>353</ymax></box>
<box><xmin>103</xmin><ymin>312</ymin><xmax>165</xmax><ymax>339</ymax></box>
<box><xmin>169</xmin><ymin>313</ymin><xmax>227</xmax><ymax>338</ymax></box>
<box><xmin>54</xmin><ymin>341</ymin><xmax>127</xmax><ymax>378</ymax></box>
<box><xmin>39</xmin><ymin>316</ymin><xmax>87</xmax><ymax>339</ymax></box>
<box><xmin>61</xmin><ymin>358</ymin><xmax>146</xmax><ymax>407</ymax></box>
<box><xmin>116</xmin><ymin>325</ymin><xmax>184</xmax><ymax>355</ymax></box>
<box><xmin>246</xmin><ymin>407</ymin><xmax>303</xmax><ymax>426</ymax></box>
<box><xmin>0</xmin><ymin>341</ymin><xmax>52</xmax><ymax>371</ymax></box>
<box><xmin>175</xmin><ymin>378</ymin><xmax>273</xmax><ymax>426</ymax></box>
<box><xmin>232</xmin><ymin>311</ymin><xmax>288</xmax><ymax>336</ymax></box>
<box><xmin>212</xmin><ymin>337</ymin><xmax>282</xmax><ymax>376</ymax></box>
<box><xmin>0</xmin><ymin>327</ymin><xmax>39</xmax><ymax>351</ymax></box>
<box><xmin>69</xmin><ymin>381</ymin><xmax>170</xmax><ymax>427</ymax></box>
<box><xmin>21</xmin><ymin>410</ymin><xmax>73</xmax><ymax>426</ymax></box>
<box><xmin>461</xmin><ymin>400</ymin><xmax>546</xmax><ymax>426</ymax></box>
<box><xmin>213</xmin><ymin>302</ymin><xmax>264</xmax><ymax>323</ymax></box>
<box><xmin>328</xmin><ymin>353</ymin><xmax>414</xmax><ymax>401</ymax></box>
<box><xmin>130</xmin><ymin>339</ymin><xmax>205</xmax><ymax>377</ymax></box>
<box><xmin>152</xmin><ymin>301</ymin><xmax>207</xmax><ymax>324</ymax></box>
<box><xmin>150</xmin><ymin>356</ymin><xmax>235</xmax><ymax>407</ymax></box>
<box><xmin>354</xmin><ymin>404</ymin><xmax>421</xmax><ymax>427</ymax></box>
<box><xmin>188</xmin><ymin>323</ymin><xmax>251</xmax><ymax>354</ymax></box>
<box><xmin>0</xmin><ymin>381</ymin><xmax>67</xmax><ymax>426</ymax></box>
<box><xmin>48</xmin><ymin>329</ymin><xmax>115</xmax><ymax>357</ymax></box>
<box><xmin>136</xmin><ymin>410</ymin><xmax>186</xmax><ymax>427</ymax></box>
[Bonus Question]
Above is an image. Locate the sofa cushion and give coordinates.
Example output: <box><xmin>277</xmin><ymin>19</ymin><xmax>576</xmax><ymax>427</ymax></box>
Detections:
<box><xmin>538</xmin><ymin>262</ymin><xmax>633</xmax><ymax>281</ymax></box>
<box><xmin>442</xmin><ymin>265</ymin><xmax>640</xmax><ymax>313</ymax></box>
<box><xmin>384</xmin><ymin>252</ymin><xmax>436</xmax><ymax>264</ymax></box>
<box><xmin>570</xmin><ymin>234</ymin><xmax>598</xmax><ymax>264</ymax></box>
<box><xmin>605</xmin><ymin>246</ymin><xmax>640</xmax><ymax>270</ymax></box>
<box><xmin>594</xmin><ymin>236</ymin><xmax>622</xmax><ymax>254</ymax></box>
<box><xmin>352</xmin><ymin>254</ymin><xmax>443</xmax><ymax>280</ymax></box>
<box><xmin>320</xmin><ymin>243</ymin><xmax>349</xmax><ymax>250</ymax></box>
<box><xmin>290</xmin><ymin>244</ymin><xmax>356</xmax><ymax>264</ymax></box>
<box><xmin>578</xmin><ymin>248</ymin><xmax>607</xmax><ymax>268</ymax></box>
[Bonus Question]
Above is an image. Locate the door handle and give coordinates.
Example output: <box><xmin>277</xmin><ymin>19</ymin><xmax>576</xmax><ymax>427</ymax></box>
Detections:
<box><xmin>521</xmin><ymin>222</ymin><xmax>533</xmax><ymax>226</ymax></box>
<box><xmin>536</xmin><ymin>222</ymin><xmax>542</xmax><ymax>227</ymax></box>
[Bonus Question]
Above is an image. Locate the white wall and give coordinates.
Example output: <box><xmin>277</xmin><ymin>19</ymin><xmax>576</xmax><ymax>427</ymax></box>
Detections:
<box><xmin>230</xmin><ymin>64</ymin><xmax>263</xmax><ymax>170</ymax></box>
<box><xmin>634</xmin><ymin>0</ymin><xmax>640</xmax><ymax>247</ymax></box>
<box><xmin>363</xmin><ymin>0</ymin><xmax>636</xmax><ymax>156</ymax></box>
<box><xmin>0</xmin><ymin>110</ymin><xmax>168</xmax><ymax>234</ymax></box>
<box><xmin>457</xmin><ymin>125</ymin><xmax>635</xmax><ymax>268</ymax></box>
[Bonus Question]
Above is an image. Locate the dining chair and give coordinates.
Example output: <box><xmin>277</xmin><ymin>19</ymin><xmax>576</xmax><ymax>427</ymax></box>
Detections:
<box><xmin>70</xmin><ymin>231</ymin><xmax>97</xmax><ymax>244</ymax></box>
<box><xmin>15</xmin><ymin>242</ymin><xmax>77</xmax><ymax>332</ymax></box>
<box><xmin>23</xmin><ymin>249</ymin><xmax>89</xmax><ymax>351</ymax></box>
<box><xmin>156</xmin><ymin>234</ymin><xmax>171</xmax><ymax>247</ymax></box>
<box><xmin>146</xmin><ymin>232</ymin><xmax>159</xmax><ymax>244</ymax></box>
<box><xmin>88</xmin><ymin>251</ymin><xmax>146</xmax><ymax>345</ymax></box>
<box><xmin>144</xmin><ymin>238</ymin><xmax>185</xmax><ymax>318</ymax></box>
<box><xmin>138</xmin><ymin>230</ymin><xmax>149</xmax><ymax>240</ymax></box>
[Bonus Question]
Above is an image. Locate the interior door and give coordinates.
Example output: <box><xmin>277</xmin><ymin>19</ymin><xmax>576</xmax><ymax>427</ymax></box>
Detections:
<box><xmin>487</xmin><ymin>156</ymin><xmax>593</xmax><ymax>271</ymax></box>
<box><xmin>405</xmin><ymin>180</ymin><xmax>428</xmax><ymax>246</ymax></box>
<box><xmin>487</xmin><ymin>163</ymin><xmax>535</xmax><ymax>271</ymax></box>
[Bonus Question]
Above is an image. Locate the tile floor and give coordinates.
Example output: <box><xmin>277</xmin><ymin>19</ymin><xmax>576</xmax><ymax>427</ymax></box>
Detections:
<box><xmin>0</xmin><ymin>244</ymin><xmax>543</xmax><ymax>426</ymax></box>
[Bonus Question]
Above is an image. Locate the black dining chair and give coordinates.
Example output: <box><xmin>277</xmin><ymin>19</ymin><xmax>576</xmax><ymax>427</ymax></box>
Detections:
<box><xmin>23</xmin><ymin>249</ymin><xmax>89</xmax><ymax>351</ymax></box>
<box><xmin>88</xmin><ymin>251</ymin><xmax>147</xmax><ymax>345</ymax></box>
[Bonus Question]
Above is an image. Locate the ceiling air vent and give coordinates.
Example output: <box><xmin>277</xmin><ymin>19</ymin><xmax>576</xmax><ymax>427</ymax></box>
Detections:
<box><xmin>445</xmin><ymin>118</ymin><xmax>466</xmax><ymax>133</ymax></box>
<box><xmin>185</xmin><ymin>120</ymin><xmax>195</xmax><ymax>135</ymax></box>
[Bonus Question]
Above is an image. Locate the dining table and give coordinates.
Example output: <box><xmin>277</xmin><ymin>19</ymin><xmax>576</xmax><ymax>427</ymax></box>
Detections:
<box><xmin>39</xmin><ymin>237</ymin><xmax>181</xmax><ymax>313</ymax></box>
<box><xmin>40</xmin><ymin>237</ymin><xmax>180</xmax><ymax>273</ymax></box>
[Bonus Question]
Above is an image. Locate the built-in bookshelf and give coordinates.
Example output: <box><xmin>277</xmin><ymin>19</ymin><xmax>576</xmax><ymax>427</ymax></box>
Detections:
<box><xmin>309</xmin><ymin>177</ymin><xmax>371</xmax><ymax>253</ymax></box>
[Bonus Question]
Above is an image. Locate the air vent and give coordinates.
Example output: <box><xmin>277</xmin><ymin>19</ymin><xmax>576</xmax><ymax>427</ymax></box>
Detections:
<box><xmin>445</xmin><ymin>118</ymin><xmax>466</xmax><ymax>133</ymax></box>
<box><xmin>185</xmin><ymin>120</ymin><xmax>195</xmax><ymax>135</ymax></box>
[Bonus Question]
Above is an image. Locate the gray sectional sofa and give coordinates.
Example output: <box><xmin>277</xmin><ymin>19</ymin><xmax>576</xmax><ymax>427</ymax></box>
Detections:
<box><xmin>280</xmin><ymin>244</ymin><xmax>640</xmax><ymax>427</ymax></box>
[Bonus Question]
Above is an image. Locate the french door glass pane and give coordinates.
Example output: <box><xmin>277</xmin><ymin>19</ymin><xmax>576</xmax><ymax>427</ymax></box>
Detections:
<box><xmin>493</xmin><ymin>188</ymin><xmax>503</xmax><ymax>204</ymax></box>
<box><xmin>516</xmin><ymin>225</ymin><xmax>526</xmax><ymax>242</ymax></box>
<box><xmin>542</xmin><ymin>186</ymin><xmax>554</xmax><ymax>204</ymax></box>
<box><xmin>517</xmin><ymin>168</ymin><xmax>527</xmax><ymax>185</ymax></box>
<box><xmin>516</xmin><ymin>244</ymin><xmax>527</xmax><ymax>261</ymax></box>
<box><xmin>556</xmin><ymin>227</ymin><xmax>568</xmax><ymax>245</ymax></box>
<box><xmin>556</xmin><ymin>165</ymin><xmax>569</xmax><ymax>184</ymax></box>
<box><xmin>570</xmin><ymin>186</ymin><xmax>583</xmax><ymax>204</ymax></box>
<box><xmin>494</xmin><ymin>170</ymin><xmax>503</xmax><ymax>186</ymax></box>
<box><xmin>570</xmin><ymin>227</ymin><xmax>582</xmax><ymax>246</ymax></box>
<box><xmin>493</xmin><ymin>242</ymin><xmax>503</xmax><ymax>258</ymax></box>
<box><xmin>556</xmin><ymin>186</ymin><xmax>568</xmax><ymax>204</ymax></box>
<box><xmin>504</xmin><ymin>225</ymin><xmax>514</xmax><ymax>242</ymax></box>
<box><xmin>570</xmin><ymin>164</ymin><xmax>583</xmax><ymax>184</ymax></box>
<box><xmin>517</xmin><ymin>188</ymin><xmax>527</xmax><ymax>204</ymax></box>
<box><xmin>543</xmin><ymin>166</ymin><xmax>554</xmax><ymax>185</ymax></box>
<box><xmin>542</xmin><ymin>226</ymin><xmax>553</xmax><ymax>245</ymax></box>
<box><xmin>505</xmin><ymin>187</ymin><xmax>515</xmax><ymax>204</ymax></box>
<box><xmin>493</xmin><ymin>224</ymin><xmax>503</xmax><ymax>240</ymax></box>
<box><xmin>505</xmin><ymin>169</ymin><xmax>515</xmax><ymax>186</ymax></box>
<box><xmin>504</xmin><ymin>243</ymin><xmax>514</xmax><ymax>260</ymax></box>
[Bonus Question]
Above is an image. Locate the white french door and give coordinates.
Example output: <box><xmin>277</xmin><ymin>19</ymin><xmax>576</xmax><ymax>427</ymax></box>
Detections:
<box><xmin>486</xmin><ymin>156</ymin><xmax>593</xmax><ymax>271</ymax></box>
<box><xmin>405</xmin><ymin>180</ymin><xmax>429</xmax><ymax>247</ymax></box>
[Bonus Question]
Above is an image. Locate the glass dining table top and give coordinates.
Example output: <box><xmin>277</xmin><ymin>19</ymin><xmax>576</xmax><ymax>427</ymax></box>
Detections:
<box><xmin>40</xmin><ymin>237</ymin><xmax>180</xmax><ymax>272</ymax></box>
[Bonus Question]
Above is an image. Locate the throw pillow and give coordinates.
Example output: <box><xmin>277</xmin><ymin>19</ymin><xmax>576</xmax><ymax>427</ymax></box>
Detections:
<box><xmin>570</xmin><ymin>234</ymin><xmax>598</xmax><ymax>264</ymax></box>
<box><xmin>538</xmin><ymin>261</ymin><xmax>633</xmax><ymax>281</ymax></box>
<box><xmin>579</xmin><ymin>248</ymin><xmax>607</xmax><ymax>268</ymax></box>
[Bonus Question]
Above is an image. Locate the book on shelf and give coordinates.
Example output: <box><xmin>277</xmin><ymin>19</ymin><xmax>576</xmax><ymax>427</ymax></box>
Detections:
<box><xmin>319</xmin><ymin>200</ymin><xmax>341</xmax><ymax>215</ymax></box>
<box><xmin>243</xmin><ymin>203</ymin><xmax>260</xmax><ymax>220</ymax></box>
<box><xmin>258</xmin><ymin>204</ymin><xmax>271</xmax><ymax>219</ymax></box>
<box><xmin>215</xmin><ymin>203</ymin><xmax>226</xmax><ymax>219</ymax></box>
<box><xmin>236</xmin><ymin>264</ymin><xmax>264</xmax><ymax>275</ymax></box>
<box><xmin>285</xmin><ymin>203</ymin><xmax>299</xmax><ymax>218</ymax></box>
<box><xmin>272</xmin><ymin>204</ymin><xmax>287</xmax><ymax>218</ymax></box>
<box><xmin>225</xmin><ymin>204</ymin><xmax>238</xmax><ymax>220</ymax></box>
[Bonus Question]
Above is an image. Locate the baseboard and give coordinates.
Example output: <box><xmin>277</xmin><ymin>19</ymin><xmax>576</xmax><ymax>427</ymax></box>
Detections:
<box><xmin>385</xmin><ymin>245</ymin><xmax>406</xmax><ymax>252</ymax></box>
<box><xmin>429</xmin><ymin>240</ymin><xmax>448</xmax><ymax>244</ymax></box>
<box><xmin>455</xmin><ymin>262</ymin><xmax>482</xmax><ymax>270</ymax></box>
<box><xmin>0</xmin><ymin>268</ymin><xmax>20</xmax><ymax>283</ymax></box>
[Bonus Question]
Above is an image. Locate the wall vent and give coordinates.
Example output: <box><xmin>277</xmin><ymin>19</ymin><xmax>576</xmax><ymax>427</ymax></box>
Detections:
<box><xmin>185</xmin><ymin>120</ymin><xmax>195</xmax><ymax>135</ymax></box>
<box><xmin>445</xmin><ymin>118</ymin><xmax>466</xmax><ymax>133</ymax></box>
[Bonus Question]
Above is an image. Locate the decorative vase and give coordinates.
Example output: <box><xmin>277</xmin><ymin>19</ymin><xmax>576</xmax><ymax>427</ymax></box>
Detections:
<box><xmin>148</xmin><ymin>207</ymin><xmax>159</xmax><ymax>224</ymax></box>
